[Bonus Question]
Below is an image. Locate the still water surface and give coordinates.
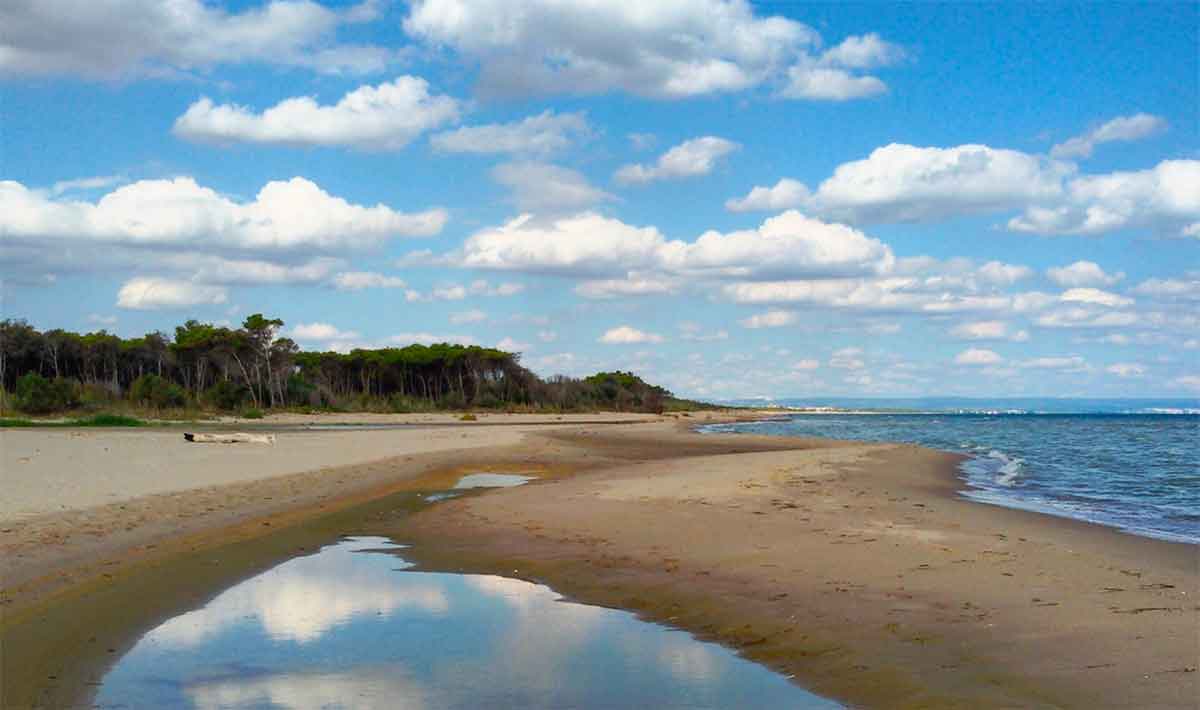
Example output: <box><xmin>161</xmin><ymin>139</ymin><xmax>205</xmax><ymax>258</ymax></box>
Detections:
<box><xmin>96</xmin><ymin>536</ymin><xmax>838</xmax><ymax>709</ymax></box>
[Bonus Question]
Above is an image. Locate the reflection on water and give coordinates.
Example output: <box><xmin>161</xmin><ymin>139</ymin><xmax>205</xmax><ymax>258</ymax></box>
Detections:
<box><xmin>453</xmin><ymin>473</ymin><xmax>534</xmax><ymax>489</ymax></box>
<box><xmin>97</xmin><ymin>537</ymin><xmax>838</xmax><ymax>709</ymax></box>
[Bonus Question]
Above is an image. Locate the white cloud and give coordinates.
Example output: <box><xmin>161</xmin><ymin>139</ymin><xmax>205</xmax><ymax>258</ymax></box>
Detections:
<box><xmin>829</xmin><ymin>347</ymin><xmax>865</xmax><ymax>369</ymax></box>
<box><xmin>291</xmin><ymin>322</ymin><xmax>360</xmax><ymax>341</ymax></box>
<box><xmin>599</xmin><ymin>326</ymin><xmax>664</xmax><ymax>344</ymax></box>
<box><xmin>1019</xmin><ymin>356</ymin><xmax>1088</xmax><ymax>371</ymax></box>
<box><xmin>536</xmin><ymin>330</ymin><xmax>557</xmax><ymax>343</ymax></box>
<box><xmin>1131</xmin><ymin>277</ymin><xmax>1200</xmax><ymax>300</ymax></box>
<box><xmin>403</xmin><ymin>0</ymin><xmax>825</xmax><ymax>99</ymax></box>
<box><xmin>431</xmin><ymin>110</ymin><xmax>589</xmax><ymax>155</ymax></box>
<box><xmin>807</xmin><ymin>143</ymin><xmax>1071</xmax><ymax>224</ymax></box>
<box><xmin>449</xmin><ymin>309</ymin><xmax>487</xmax><ymax>324</ymax></box>
<box><xmin>739</xmin><ymin>309</ymin><xmax>796</xmax><ymax>329</ymax></box>
<box><xmin>0</xmin><ymin>176</ymin><xmax>446</xmax><ymax>251</ymax></box>
<box><xmin>780</xmin><ymin>65</ymin><xmax>887</xmax><ymax>101</ymax></box>
<box><xmin>819</xmin><ymin>33</ymin><xmax>905</xmax><ymax>69</ymax></box>
<box><xmin>332</xmin><ymin>271</ymin><xmax>407</xmax><ymax>291</ymax></box>
<box><xmin>575</xmin><ymin>276</ymin><xmax>678</xmax><ymax>299</ymax></box>
<box><xmin>492</xmin><ymin>162</ymin><xmax>613</xmax><ymax>212</ymax></box>
<box><xmin>1008</xmin><ymin>160</ymin><xmax>1200</xmax><ymax>236</ymax></box>
<box><xmin>116</xmin><ymin>277</ymin><xmax>227</xmax><ymax>310</ymax></box>
<box><xmin>976</xmin><ymin>261</ymin><xmax>1032</xmax><ymax>285</ymax></box>
<box><xmin>458</xmin><ymin>213</ymin><xmax>666</xmax><ymax>277</ymax></box>
<box><xmin>667</xmin><ymin>211</ymin><xmax>894</xmax><ymax>280</ymax></box>
<box><xmin>1050</xmin><ymin>113</ymin><xmax>1168</xmax><ymax>160</ymax></box>
<box><xmin>173</xmin><ymin>77</ymin><xmax>461</xmax><ymax>150</ymax></box>
<box><xmin>51</xmin><ymin>175</ymin><xmax>125</xmax><ymax>196</ymax></box>
<box><xmin>1059</xmin><ymin>287</ymin><xmax>1133</xmax><ymax>308</ymax></box>
<box><xmin>950</xmin><ymin>320</ymin><xmax>1029</xmax><ymax>342</ymax></box>
<box><xmin>792</xmin><ymin>359</ymin><xmax>820</xmax><ymax>370</ymax></box>
<box><xmin>496</xmin><ymin>336</ymin><xmax>530</xmax><ymax>352</ymax></box>
<box><xmin>955</xmin><ymin>348</ymin><xmax>1003</xmax><ymax>365</ymax></box>
<box><xmin>453</xmin><ymin>210</ymin><xmax>892</xmax><ymax>282</ymax></box>
<box><xmin>0</xmin><ymin>0</ymin><xmax>392</xmax><ymax>79</ymax></box>
<box><xmin>615</xmin><ymin>136</ymin><xmax>739</xmax><ymax>185</ymax></box>
<box><xmin>725</xmin><ymin>178</ymin><xmax>810</xmax><ymax>212</ymax></box>
<box><xmin>1106</xmin><ymin>362</ymin><xmax>1146</xmax><ymax>378</ymax></box>
<box><xmin>1046</xmin><ymin>260</ymin><xmax>1124</xmax><ymax>287</ymax></box>
<box><xmin>1034</xmin><ymin>307</ymin><xmax>1138</xmax><ymax>329</ymax></box>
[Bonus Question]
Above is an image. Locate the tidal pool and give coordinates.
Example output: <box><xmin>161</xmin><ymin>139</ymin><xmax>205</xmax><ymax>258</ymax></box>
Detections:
<box><xmin>95</xmin><ymin>537</ymin><xmax>838</xmax><ymax>709</ymax></box>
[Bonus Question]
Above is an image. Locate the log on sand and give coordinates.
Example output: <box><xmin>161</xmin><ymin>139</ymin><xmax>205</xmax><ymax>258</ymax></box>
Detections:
<box><xmin>183</xmin><ymin>432</ymin><xmax>276</xmax><ymax>444</ymax></box>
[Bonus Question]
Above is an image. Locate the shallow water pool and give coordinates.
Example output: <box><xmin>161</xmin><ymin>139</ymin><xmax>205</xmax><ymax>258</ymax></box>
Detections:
<box><xmin>95</xmin><ymin>536</ymin><xmax>839</xmax><ymax>709</ymax></box>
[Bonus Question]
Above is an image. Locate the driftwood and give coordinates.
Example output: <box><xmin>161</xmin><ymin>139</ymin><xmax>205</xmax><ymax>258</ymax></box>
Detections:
<box><xmin>184</xmin><ymin>432</ymin><xmax>276</xmax><ymax>445</ymax></box>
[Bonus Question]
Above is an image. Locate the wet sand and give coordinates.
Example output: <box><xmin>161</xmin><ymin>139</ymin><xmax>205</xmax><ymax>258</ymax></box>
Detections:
<box><xmin>2</xmin><ymin>416</ymin><xmax>1196</xmax><ymax>708</ymax></box>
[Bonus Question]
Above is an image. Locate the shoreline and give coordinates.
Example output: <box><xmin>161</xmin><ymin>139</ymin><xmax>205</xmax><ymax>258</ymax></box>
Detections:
<box><xmin>2</xmin><ymin>415</ymin><xmax>1196</xmax><ymax>708</ymax></box>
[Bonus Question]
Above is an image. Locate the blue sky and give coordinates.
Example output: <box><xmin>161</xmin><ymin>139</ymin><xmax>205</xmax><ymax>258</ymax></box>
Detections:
<box><xmin>2</xmin><ymin>0</ymin><xmax>1197</xmax><ymax>400</ymax></box>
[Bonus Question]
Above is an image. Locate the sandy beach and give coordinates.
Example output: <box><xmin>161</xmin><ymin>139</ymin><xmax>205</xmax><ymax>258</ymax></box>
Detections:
<box><xmin>1</xmin><ymin>414</ymin><xmax>1196</xmax><ymax>708</ymax></box>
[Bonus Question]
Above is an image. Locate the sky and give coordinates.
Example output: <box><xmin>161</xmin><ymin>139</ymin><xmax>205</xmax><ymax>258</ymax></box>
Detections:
<box><xmin>1</xmin><ymin>0</ymin><xmax>1198</xmax><ymax>400</ymax></box>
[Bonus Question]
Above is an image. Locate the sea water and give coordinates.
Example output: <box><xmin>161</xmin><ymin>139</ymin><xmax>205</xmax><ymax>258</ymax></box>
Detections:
<box><xmin>95</xmin><ymin>537</ymin><xmax>839</xmax><ymax>709</ymax></box>
<box><xmin>702</xmin><ymin>409</ymin><xmax>1198</xmax><ymax>544</ymax></box>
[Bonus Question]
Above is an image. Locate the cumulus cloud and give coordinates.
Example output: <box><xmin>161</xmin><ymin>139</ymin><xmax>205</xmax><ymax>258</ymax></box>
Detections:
<box><xmin>1008</xmin><ymin>160</ymin><xmax>1200</xmax><ymax>236</ymax></box>
<box><xmin>0</xmin><ymin>176</ymin><xmax>446</xmax><ymax>251</ymax></box>
<box><xmin>819</xmin><ymin>33</ymin><xmax>905</xmax><ymax>69</ymax></box>
<box><xmin>950</xmin><ymin>321</ymin><xmax>1029</xmax><ymax>342</ymax></box>
<box><xmin>725</xmin><ymin>178</ymin><xmax>810</xmax><ymax>212</ymax></box>
<box><xmin>173</xmin><ymin>77</ymin><xmax>461</xmax><ymax>150</ymax></box>
<box><xmin>116</xmin><ymin>277</ymin><xmax>227</xmax><ymax>310</ymax></box>
<box><xmin>0</xmin><ymin>0</ymin><xmax>394</xmax><ymax>79</ymax></box>
<box><xmin>955</xmin><ymin>348</ymin><xmax>1003</xmax><ymax>365</ymax></box>
<box><xmin>599</xmin><ymin>326</ymin><xmax>664</xmax><ymax>344</ymax></box>
<box><xmin>431</xmin><ymin>110</ymin><xmax>589</xmax><ymax>156</ymax></box>
<box><xmin>575</xmin><ymin>276</ymin><xmax>679</xmax><ymax>299</ymax></box>
<box><xmin>1059</xmin><ymin>287</ymin><xmax>1133</xmax><ymax>308</ymax></box>
<box><xmin>332</xmin><ymin>271</ymin><xmax>407</xmax><ymax>291</ymax></box>
<box><xmin>452</xmin><ymin>210</ymin><xmax>892</xmax><ymax>282</ymax></box>
<box><xmin>491</xmin><ymin>162</ymin><xmax>613</xmax><ymax>213</ymax></box>
<box><xmin>1046</xmin><ymin>261</ymin><xmax>1124</xmax><ymax>287</ymax></box>
<box><xmin>403</xmin><ymin>0</ymin><xmax>826</xmax><ymax>98</ymax></box>
<box><xmin>615</xmin><ymin>136</ymin><xmax>739</xmax><ymax>185</ymax></box>
<box><xmin>976</xmin><ymin>261</ymin><xmax>1033</xmax><ymax>285</ymax></box>
<box><xmin>291</xmin><ymin>322</ymin><xmax>360</xmax><ymax>341</ymax></box>
<box><xmin>780</xmin><ymin>65</ymin><xmax>887</xmax><ymax>101</ymax></box>
<box><xmin>1131</xmin><ymin>276</ymin><xmax>1200</xmax><ymax>300</ymax></box>
<box><xmin>1034</xmin><ymin>307</ymin><xmax>1138</xmax><ymax>329</ymax></box>
<box><xmin>807</xmin><ymin>143</ymin><xmax>1071</xmax><ymax>224</ymax></box>
<box><xmin>739</xmin><ymin>309</ymin><xmax>797</xmax><ymax>329</ymax></box>
<box><xmin>1050</xmin><ymin>113</ymin><xmax>1168</xmax><ymax>160</ymax></box>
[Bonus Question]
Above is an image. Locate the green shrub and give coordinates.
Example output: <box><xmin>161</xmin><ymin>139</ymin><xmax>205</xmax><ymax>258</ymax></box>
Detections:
<box><xmin>130</xmin><ymin>374</ymin><xmax>186</xmax><ymax>409</ymax></box>
<box><xmin>14</xmin><ymin>373</ymin><xmax>79</xmax><ymax>414</ymax></box>
<box><xmin>241</xmin><ymin>407</ymin><xmax>264</xmax><ymax>419</ymax></box>
<box><xmin>203</xmin><ymin>380</ymin><xmax>249</xmax><ymax>411</ymax></box>
<box><xmin>459</xmin><ymin>413</ymin><xmax>477</xmax><ymax>421</ymax></box>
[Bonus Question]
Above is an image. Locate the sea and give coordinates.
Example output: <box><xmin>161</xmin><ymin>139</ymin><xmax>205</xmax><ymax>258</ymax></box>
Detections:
<box><xmin>702</xmin><ymin>398</ymin><xmax>1199</xmax><ymax>545</ymax></box>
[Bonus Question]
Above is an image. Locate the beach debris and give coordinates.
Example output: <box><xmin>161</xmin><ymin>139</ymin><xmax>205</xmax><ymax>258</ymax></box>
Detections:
<box><xmin>183</xmin><ymin>432</ymin><xmax>276</xmax><ymax>445</ymax></box>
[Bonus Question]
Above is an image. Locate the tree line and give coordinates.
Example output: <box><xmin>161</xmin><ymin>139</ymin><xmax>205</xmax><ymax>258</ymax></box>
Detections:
<box><xmin>0</xmin><ymin>317</ymin><xmax>687</xmax><ymax>415</ymax></box>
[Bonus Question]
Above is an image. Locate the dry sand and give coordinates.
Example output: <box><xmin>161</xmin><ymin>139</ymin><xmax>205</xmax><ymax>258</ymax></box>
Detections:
<box><xmin>1</xmin><ymin>415</ymin><xmax>1196</xmax><ymax>708</ymax></box>
<box><xmin>0</xmin><ymin>411</ymin><xmax>661</xmax><ymax>520</ymax></box>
